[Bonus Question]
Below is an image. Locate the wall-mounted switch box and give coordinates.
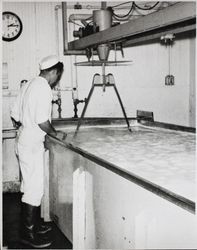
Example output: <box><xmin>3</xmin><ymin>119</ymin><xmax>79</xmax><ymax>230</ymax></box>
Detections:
<box><xmin>165</xmin><ymin>75</ymin><xmax>175</xmax><ymax>85</ymax></box>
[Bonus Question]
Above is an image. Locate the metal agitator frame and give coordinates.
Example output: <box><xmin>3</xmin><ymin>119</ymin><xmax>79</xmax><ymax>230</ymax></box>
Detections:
<box><xmin>74</xmin><ymin>66</ymin><xmax>132</xmax><ymax>134</ymax></box>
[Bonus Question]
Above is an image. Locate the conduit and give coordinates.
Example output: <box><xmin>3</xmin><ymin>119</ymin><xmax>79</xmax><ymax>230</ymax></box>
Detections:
<box><xmin>62</xmin><ymin>2</ymin><xmax>89</xmax><ymax>55</ymax></box>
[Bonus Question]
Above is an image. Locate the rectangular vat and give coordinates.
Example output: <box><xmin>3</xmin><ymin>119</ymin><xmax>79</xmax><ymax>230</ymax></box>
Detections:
<box><xmin>45</xmin><ymin>121</ymin><xmax>196</xmax><ymax>249</ymax></box>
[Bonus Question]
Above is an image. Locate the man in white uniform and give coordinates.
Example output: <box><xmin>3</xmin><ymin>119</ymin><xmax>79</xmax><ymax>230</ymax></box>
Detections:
<box><xmin>10</xmin><ymin>55</ymin><xmax>66</xmax><ymax>248</ymax></box>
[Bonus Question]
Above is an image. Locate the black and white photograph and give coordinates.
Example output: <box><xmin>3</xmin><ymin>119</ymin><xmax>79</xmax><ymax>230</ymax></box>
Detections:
<box><xmin>1</xmin><ymin>1</ymin><xmax>196</xmax><ymax>249</ymax></box>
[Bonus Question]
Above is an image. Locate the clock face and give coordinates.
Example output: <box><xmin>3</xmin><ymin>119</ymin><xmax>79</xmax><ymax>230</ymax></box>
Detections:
<box><xmin>3</xmin><ymin>12</ymin><xmax>23</xmax><ymax>41</ymax></box>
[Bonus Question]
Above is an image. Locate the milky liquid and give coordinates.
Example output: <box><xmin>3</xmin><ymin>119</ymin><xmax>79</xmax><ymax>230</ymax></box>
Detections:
<box><xmin>65</xmin><ymin>126</ymin><xmax>196</xmax><ymax>200</ymax></box>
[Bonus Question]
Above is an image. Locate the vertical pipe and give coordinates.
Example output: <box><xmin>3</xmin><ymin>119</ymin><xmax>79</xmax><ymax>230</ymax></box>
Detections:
<box><xmin>168</xmin><ymin>44</ymin><xmax>171</xmax><ymax>75</ymax></box>
<box><xmin>101</xmin><ymin>2</ymin><xmax>107</xmax><ymax>10</ymax></box>
<box><xmin>69</xmin><ymin>21</ymin><xmax>79</xmax><ymax>101</ymax></box>
<box><xmin>102</xmin><ymin>63</ymin><xmax>106</xmax><ymax>92</ymax></box>
<box><xmin>54</xmin><ymin>5</ymin><xmax>62</xmax><ymax>118</ymax></box>
<box><xmin>62</xmin><ymin>2</ymin><xmax>68</xmax><ymax>53</ymax></box>
<box><xmin>55</xmin><ymin>5</ymin><xmax>61</xmax><ymax>56</ymax></box>
<box><xmin>114</xmin><ymin>43</ymin><xmax>117</xmax><ymax>62</ymax></box>
<box><xmin>55</xmin><ymin>5</ymin><xmax>62</xmax><ymax>118</ymax></box>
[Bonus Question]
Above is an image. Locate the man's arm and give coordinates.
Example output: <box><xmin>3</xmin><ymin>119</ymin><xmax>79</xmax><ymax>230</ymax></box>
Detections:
<box><xmin>38</xmin><ymin>120</ymin><xmax>57</xmax><ymax>137</ymax></box>
<box><xmin>38</xmin><ymin>120</ymin><xmax>66</xmax><ymax>140</ymax></box>
<box><xmin>10</xmin><ymin>83</ymin><xmax>28</xmax><ymax>127</ymax></box>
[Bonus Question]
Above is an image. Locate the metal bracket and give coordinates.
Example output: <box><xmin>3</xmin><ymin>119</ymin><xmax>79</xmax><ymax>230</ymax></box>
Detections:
<box><xmin>74</xmin><ymin>73</ymin><xmax>132</xmax><ymax>134</ymax></box>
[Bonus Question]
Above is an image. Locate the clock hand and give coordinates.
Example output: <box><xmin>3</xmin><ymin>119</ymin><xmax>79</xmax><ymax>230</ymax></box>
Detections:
<box><xmin>8</xmin><ymin>23</ymin><xmax>19</xmax><ymax>27</ymax></box>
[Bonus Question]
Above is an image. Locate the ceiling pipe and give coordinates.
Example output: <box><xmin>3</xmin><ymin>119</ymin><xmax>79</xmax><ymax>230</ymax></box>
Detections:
<box><xmin>62</xmin><ymin>2</ymin><xmax>89</xmax><ymax>55</ymax></box>
<box><xmin>69</xmin><ymin>14</ymin><xmax>92</xmax><ymax>22</ymax></box>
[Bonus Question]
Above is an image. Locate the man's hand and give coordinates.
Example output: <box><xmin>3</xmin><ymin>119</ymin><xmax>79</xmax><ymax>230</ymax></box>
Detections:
<box><xmin>11</xmin><ymin>117</ymin><xmax>21</xmax><ymax>129</ymax></box>
<box><xmin>38</xmin><ymin>120</ymin><xmax>67</xmax><ymax>140</ymax></box>
<box><xmin>56</xmin><ymin>131</ymin><xmax>67</xmax><ymax>140</ymax></box>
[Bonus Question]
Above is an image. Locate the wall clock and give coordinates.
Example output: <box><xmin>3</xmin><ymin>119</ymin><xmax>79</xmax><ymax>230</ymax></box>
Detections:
<box><xmin>3</xmin><ymin>11</ymin><xmax>23</xmax><ymax>41</ymax></box>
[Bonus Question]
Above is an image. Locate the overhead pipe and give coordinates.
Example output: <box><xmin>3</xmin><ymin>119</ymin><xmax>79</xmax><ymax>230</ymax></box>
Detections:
<box><xmin>69</xmin><ymin>14</ymin><xmax>92</xmax><ymax>22</ymax></box>
<box><xmin>62</xmin><ymin>2</ymin><xmax>88</xmax><ymax>55</ymax></box>
<box><xmin>68</xmin><ymin>12</ymin><xmax>126</xmax><ymax>24</ymax></box>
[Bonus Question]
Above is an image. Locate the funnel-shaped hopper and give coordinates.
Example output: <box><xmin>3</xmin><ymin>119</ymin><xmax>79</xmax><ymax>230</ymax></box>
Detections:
<box><xmin>97</xmin><ymin>44</ymin><xmax>110</xmax><ymax>61</ymax></box>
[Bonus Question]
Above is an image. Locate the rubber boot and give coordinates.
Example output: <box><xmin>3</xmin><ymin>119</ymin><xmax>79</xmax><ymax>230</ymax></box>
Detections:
<box><xmin>20</xmin><ymin>202</ymin><xmax>52</xmax><ymax>248</ymax></box>
<box><xmin>35</xmin><ymin>206</ymin><xmax>52</xmax><ymax>234</ymax></box>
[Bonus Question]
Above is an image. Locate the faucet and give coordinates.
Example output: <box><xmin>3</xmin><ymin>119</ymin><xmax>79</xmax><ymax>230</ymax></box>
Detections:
<box><xmin>52</xmin><ymin>95</ymin><xmax>62</xmax><ymax>119</ymax></box>
<box><xmin>73</xmin><ymin>98</ymin><xmax>86</xmax><ymax>118</ymax></box>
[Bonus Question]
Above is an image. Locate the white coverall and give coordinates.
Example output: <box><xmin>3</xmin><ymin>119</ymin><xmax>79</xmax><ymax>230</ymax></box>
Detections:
<box><xmin>11</xmin><ymin>76</ymin><xmax>52</xmax><ymax>206</ymax></box>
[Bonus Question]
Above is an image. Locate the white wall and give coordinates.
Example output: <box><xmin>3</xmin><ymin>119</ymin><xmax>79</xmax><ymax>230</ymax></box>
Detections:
<box><xmin>2</xmin><ymin>2</ymin><xmax>196</xmax><ymax>128</ymax></box>
<box><xmin>2</xmin><ymin>2</ymin><xmax>75</xmax><ymax>129</ymax></box>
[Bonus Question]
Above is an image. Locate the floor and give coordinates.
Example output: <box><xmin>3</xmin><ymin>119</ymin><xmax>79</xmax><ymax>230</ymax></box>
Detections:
<box><xmin>3</xmin><ymin>192</ymin><xmax>72</xmax><ymax>249</ymax></box>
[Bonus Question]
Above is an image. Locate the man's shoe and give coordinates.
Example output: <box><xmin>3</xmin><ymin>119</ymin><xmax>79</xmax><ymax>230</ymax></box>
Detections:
<box><xmin>35</xmin><ymin>206</ymin><xmax>52</xmax><ymax>234</ymax></box>
<box><xmin>36</xmin><ymin>221</ymin><xmax>52</xmax><ymax>234</ymax></box>
<box><xmin>20</xmin><ymin>202</ymin><xmax>52</xmax><ymax>248</ymax></box>
<box><xmin>21</xmin><ymin>229</ymin><xmax>52</xmax><ymax>248</ymax></box>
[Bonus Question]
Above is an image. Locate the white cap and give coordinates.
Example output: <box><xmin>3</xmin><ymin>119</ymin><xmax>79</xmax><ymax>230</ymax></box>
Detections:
<box><xmin>39</xmin><ymin>55</ymin><xmax>59</xmax><ymax>70</ymax></box>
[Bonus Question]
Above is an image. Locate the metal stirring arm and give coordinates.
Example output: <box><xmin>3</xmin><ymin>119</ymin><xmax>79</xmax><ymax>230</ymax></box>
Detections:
<box><xmin>74</xmin><ymin>74</ymin><xmax>99</xmax><ymax>134</ymax></box>
<box><xmin>111</xmin><ymin>77</ymin><xmax>132</xmax><ymax>132</ymax></box>
<box><xmin>75</xmin><ymin>73</ymin><xmax>131</xmax><ymax>134</ymax></box>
